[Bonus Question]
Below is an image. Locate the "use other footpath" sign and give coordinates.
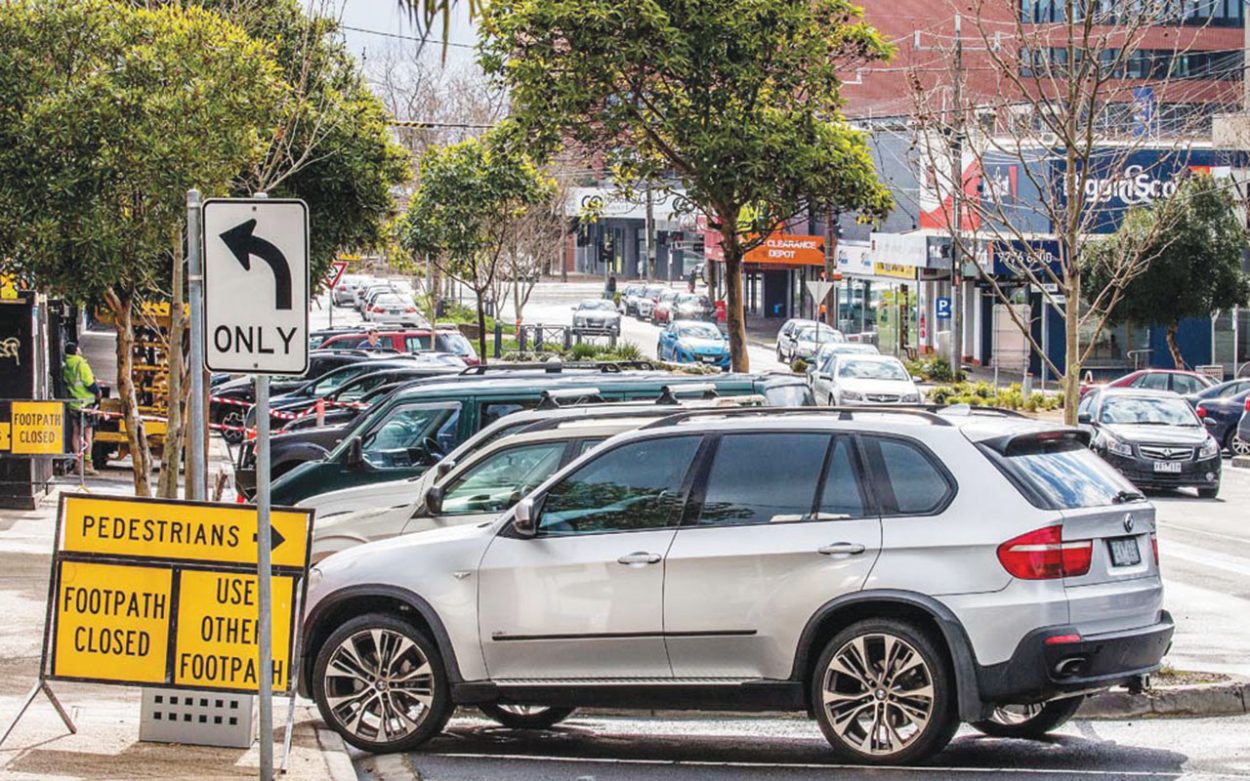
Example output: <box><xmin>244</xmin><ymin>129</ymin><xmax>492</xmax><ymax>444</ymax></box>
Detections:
<box><xmin>42</xmin><ymin>494</ymin><xmax>312</xmax><ymax>694</ymax></box>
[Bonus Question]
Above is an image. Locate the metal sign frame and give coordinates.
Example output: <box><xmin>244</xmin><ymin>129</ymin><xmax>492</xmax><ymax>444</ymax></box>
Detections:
<box><xmin>201</xmin><ymin>197</ymin><xmax>310</xmax><ymax>377</ymax></box>
<box><xmin>38</xmin><ymin>493</ymin><xmax>313</xmax><ymax>695</ymax></box>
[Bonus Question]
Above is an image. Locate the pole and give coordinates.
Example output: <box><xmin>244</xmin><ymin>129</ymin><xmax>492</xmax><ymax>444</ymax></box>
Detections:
<box><xmin>949</xmin><ymin>12</ymin><xmax>964</xmax><ymax>380</ymax></box>
<box><xmin>186</xmin><ymin>189</ymin><xmax>206</xmax><ymax>501</ymax></box>
<box><xmin>644</xmin><ymin>184</ymin><xmax>655</xmax><ymax>282</ymax></box>
<box><xmin>252</xmin><ymin>191</ymin><xmax>274</xmax><ymax>781</ymax></box>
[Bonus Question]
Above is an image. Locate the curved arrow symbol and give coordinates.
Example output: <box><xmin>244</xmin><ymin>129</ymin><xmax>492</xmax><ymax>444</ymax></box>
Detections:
<box><xmin>219</xmin><ymin>219</ymin><xmax>293</xmax><ymax>310</ymax></box>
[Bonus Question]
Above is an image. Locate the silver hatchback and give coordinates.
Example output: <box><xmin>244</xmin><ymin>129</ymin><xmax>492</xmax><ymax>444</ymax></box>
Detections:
<box><xmin>301</xmin><ymin>407</ymin><xmax>1172</xmax><ymax>764</ymax></box>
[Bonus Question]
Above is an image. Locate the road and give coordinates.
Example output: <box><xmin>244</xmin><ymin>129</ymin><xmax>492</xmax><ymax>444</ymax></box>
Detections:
<box><xmin>353</xmin><ymin>711</ymin><xmax>1249</xmax><ymax>780</ymax></box>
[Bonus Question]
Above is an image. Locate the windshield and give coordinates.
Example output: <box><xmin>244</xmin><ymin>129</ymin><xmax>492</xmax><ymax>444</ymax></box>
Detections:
<box><xmin>763</xmin><ymin>383</ymin><xmax>814</xmax><ymax>407</ymax></box>
<box><xmin>677</xmin><ymin>324</ymin><xmax>722</xmax><ymax>340</ymax></box>
<box><xmin>798</xmin><ymin>327</ymin><xmax>843</xmax><ymax>343</ymax></box>
<box><xmin>983</xmin><ymin>438</ymin><xmax>1141</xmax><ymax>510</ymax></box>
<box><xmin>310</xmin><ymin>365</ymin><xmax>367</xmax><ymax>395</ymax></box>
<box><xmin>435</xmin><ymin>333</ymin><xmax>476</xmax><ymax>357</ymax></box>
<box><xmin>838</xmin><ymin>359</ymin><xmax>908</xmax><ymax>381</ymax></box>
<box><xmin>1100</xmin><ymin>396</ymin><xmax>1200</xmax><ymax>426</ymax></box>
<box><xmin>676</xmin><ymin>294</ymin><xmax>709</xmax><ymax>306</ymax></box>
<box><xmin>579</xmin><ymin>300</ymin><xmax>615</xmax><ymax>311</ymax></box>
<box><xmin>374</xmin><ymin>295</ymin><xmax>405</xmax><ymax>306</ymax></box>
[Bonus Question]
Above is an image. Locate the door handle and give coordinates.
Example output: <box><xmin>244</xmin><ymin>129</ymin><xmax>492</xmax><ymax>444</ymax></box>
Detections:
<box><xmin>617</xmin><ymin>551</ymin><xmax>662</xmax><ymax>566</ymax></box>
<box><xmin>817</xmin><ymin>542</ymin><xmax>867</xmax><ymax>556</ymax></box>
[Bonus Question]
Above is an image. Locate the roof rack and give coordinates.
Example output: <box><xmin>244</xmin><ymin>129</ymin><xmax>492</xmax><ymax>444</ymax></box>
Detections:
<box><xmin>655</xmin><ymin>383</ymin><xmax>719</xmax><ymax>404</ymax></box>
<box><xmin>536</xmin><ymin>387</ymin><xmax>604</xmax><ymax>409</ymax></box>
<box><xmin>458</xmin><ymin>360</ymin><xmax>658</xmax><ymax>376</ymax></box>
<box><xmin>640</xmin><ymin>405</ymin><xmax>958</xmax><ymax>429</ymax></box>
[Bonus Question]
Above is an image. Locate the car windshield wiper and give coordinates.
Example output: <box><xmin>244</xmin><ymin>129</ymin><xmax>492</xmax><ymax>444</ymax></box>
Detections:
<box><xmin>1112</xmin><ymin>489</ymin><xmax>1146</xmax><ymax>504</ymax></box>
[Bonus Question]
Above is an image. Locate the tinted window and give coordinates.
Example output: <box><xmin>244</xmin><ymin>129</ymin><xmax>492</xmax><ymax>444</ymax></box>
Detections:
<box><xmin>538</xmin><ymin>436</ymin><xmax>701</xmax><ymax>535</ymax></box>
<box><xmin>819</xmin><ymin>437</ymin><xmax>867</xmax><ymax>519</ymax></box>
<box><xmin>872</xmin><ymin>438</ymin><xmax>951</xmax><ymax>515</ymax></box>
<box><xmin>763</xmin><ymin>383</ymin><xmax>814</xmax><ymax>407</ymax></box>
<box><xmin>983</xmin><ymin>439</ymin><xmax>1139</xmax><ymax>510</ymax></box>
<box><xmin>1100</xmin><ymin>396</ymin><xmax>1200</xmax><ymax>426</ymax></box>
<box><xmin>406</xmin><ymin>335</ymin><xmax>434</xmax><ymax>352</ymax></box>
<box><xmin>362</xmin><ymin>404</ymin><xmax>460</xmax><ymax>468</ymax></box>
<box><xmin>1172</xmin><ymin>375</ymin><xmax>1205</xmax><ymax>395</ymax></box>
<box><xmin>481</xmin><ymin>401</ymin><xmax>538</xmax><ymax>428</ymax></box>
<box><xmin>440</xmin><ymin>442</ymin><xmax>567</xmax><ymax>516</ymax></box>
<box><xmin>697</xmin><ymin>433</ymin><xmax>827</xmax><ymax>526</ymax></box>
<box><xmin>1137</xmin><ymin>373</ymin><xmax>1169</xmax><ymax>390</ymax></box>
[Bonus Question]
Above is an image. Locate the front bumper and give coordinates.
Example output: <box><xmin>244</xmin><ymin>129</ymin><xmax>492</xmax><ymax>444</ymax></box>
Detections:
<box><xmin>977</xmin><ymin>611</ymin><xmax>1174</xmax><ymax>704</ymax></box>
<box><xmin>1101</xmin><ymin>450</ymin><xmax>1221</xmax><ymax>489</ymax></box>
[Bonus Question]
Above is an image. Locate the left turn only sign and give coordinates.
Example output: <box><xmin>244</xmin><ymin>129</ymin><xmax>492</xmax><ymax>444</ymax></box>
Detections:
<box><xmin>43</xmin><ymin>494</ymin><xmax>313</xmax><ymax>694</ymax></box>
<box><xmin>203</xmin><ymin>198</ymin><xmax>309</xmax><ymax>375</ymax></box>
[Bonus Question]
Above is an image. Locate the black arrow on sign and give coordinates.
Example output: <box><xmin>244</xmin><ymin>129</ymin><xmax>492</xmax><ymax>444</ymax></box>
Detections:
<box><xmin>220</xmin><ymin>218</ymin><xmax>293</xmax><ymax>310</ymax></box>
<box><xmin>253</xmin><ymin>525</ymin><xmax>286</xmax><ymax>551</ymax></box>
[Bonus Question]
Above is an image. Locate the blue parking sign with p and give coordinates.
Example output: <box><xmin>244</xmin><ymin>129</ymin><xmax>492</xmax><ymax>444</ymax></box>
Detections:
<box><xmin>936</xmin><ymin>296</ymin><xmax>952</xmax><ymax>320</ymax></box>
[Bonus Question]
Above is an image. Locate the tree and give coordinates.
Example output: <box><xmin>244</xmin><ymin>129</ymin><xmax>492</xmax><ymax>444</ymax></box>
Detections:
<box><xmin>0</xmin><ymin>0</ymin><xmax>284</xmax><ymax>495</ymax></box>
<box><xmin>906</xmin><ymin>0</ymin><xmax>1228</xmax><ymax>422</ymax></box>
<box><xmin>479</xmin><ymin>0</ymin><xmax>894</xmax><ymax>371</ymax></box>
<box><xmin>402</xmin><ymin>132</ymin><xmax>554</xmax><ymax>361</ymax></box>
<box><xmin>1087</xmin><ymin>175</ymin><xmax>1250</xmax><ymax>369</ymax></box>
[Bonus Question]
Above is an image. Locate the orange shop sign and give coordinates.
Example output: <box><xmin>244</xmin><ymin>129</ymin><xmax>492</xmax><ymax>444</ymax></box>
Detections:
<box><xmin>744</xmin><ymin>234</ymin><xmax>826</xmax><ymax>267</ymax></box>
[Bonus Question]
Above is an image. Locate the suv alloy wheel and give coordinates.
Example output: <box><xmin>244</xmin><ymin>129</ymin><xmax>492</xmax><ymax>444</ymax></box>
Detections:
<box><xmin>971</xmin><ymin>696</ymin><xmax>1085</xmax><ymax>739</ymax></box>
<box><xmin>478</xmin><ymin>704</ymin><xmax>577</xmax><ymax>729</ymax></box>
<box><xmin>313</xmin><ymin>613</ymin><xmax>453</xmax><ymax>752</ymax></box>
<box><xmin>811</xmin><ymin>619</ymin><xmax>958</xmax><ymax>764</ymax></box>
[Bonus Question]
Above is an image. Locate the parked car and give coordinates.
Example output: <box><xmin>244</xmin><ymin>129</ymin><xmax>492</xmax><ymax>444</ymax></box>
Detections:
<box><xmin>1078</xmin><ymin>387</ymin><xmax>1221</xmax><ymax>497</ymax></box>
<box><xmin>302</xmin><ymin>407</ymin><xmax>1171</xmax><ymax>764</ymax></box>
<box><xmin>812</xmin><ymin>353</ymin><xmax>922</xmax><ymax>406</ymax></box>
<box><xmin>806</xmin><ymin>342</ymin><xmax>880</xmax><ymax>383</ymax></box>
<box><xmin>333</xmin><ymin>274</ymin><xmax>369</xmax><ymax>307</ymax></box>
<box><xmin>571</xmin><ymin>299</ymin><xmax>621</xmax><ymax>336</ymax></box>
<box><xmin>657</xmin><ymin>320</ymin><xmax>730</xmax><ymax>369</ymax></box>
<box><xmin>790</xmin><ymin>324</ymin><xmax>847</xmax><ymax>364</ymax></box>
<box><xmin>1196</xmin><ymin>390</ymin><xmax>1250</xmax><ymax>456</ymax></box>
<box><xmin>636</xmin><ymin>285</ymin><xmax>665</xmax><ymax>320</ymax></box>
<box><xmin>670</xmin><ymin>292</ymin><xmax>715</xmax><ymax>321</ymax></box>
<box><xmin>239</xmin><ymin>369</ymin><xmax>793</xmax><ymax>503</ymax></box>
<box><xmin>1184</xmin><ymin>377</ymin><xmax>1250</xmax><ymax>406</ymax></box>
<box><xmin>364</xmin><ymin>293</ymin><xmax>423</xmax><ymax>326</ymax></box>
<box><xmin>651</xmin><ymin>289</ymin><xmax>680</xmax><ymax>324</ymax></box>
<box><xmin>775</xmin><ymin>318</ymin><xmax>840</xmax><ymax>363</ymax></box>
<box><xmin>309</xmin><ymin>325</ymin><xmax>369</xmax><ymax>350</ymax></box>
<box><xmin>320</xmin><ymin>328</ymin><xmax>479</xmax><ymax>365</ymax></box>
<box><xmin>1238</xmin><ymin>397</ymin><xmax>1250</xmax><ymax>453</ymax></box>
<box><xmin>619</xmin><ymin>284</ymin><xmax>647</xmax><ymax>316</ymax></box>
<box><xmin>1080</xmin><ymin>369</ymin><xmax>1216</xmax><ymax>398</ymax></box>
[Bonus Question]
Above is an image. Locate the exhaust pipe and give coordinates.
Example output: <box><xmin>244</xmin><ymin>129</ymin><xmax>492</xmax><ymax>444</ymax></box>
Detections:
<box><xmin>1053</xmin><ymin>656</ymin><xmax>1087</xmax><ymax>677</ymax></box>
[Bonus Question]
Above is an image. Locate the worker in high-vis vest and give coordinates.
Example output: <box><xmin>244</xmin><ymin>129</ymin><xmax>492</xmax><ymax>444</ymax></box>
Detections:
<box><xmin>63</xmin><ymin>342</ymin><xmax>102</xmax><ymax>475</ymax></box>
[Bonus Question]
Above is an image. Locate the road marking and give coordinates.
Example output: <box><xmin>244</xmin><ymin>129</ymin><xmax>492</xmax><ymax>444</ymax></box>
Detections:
<box><xmin>1158</xmin><ymin>521</ymin><xmax>1250</xmax><ymax>547</ymax></box>
<box><xmin>1160</xmin><ymin>539</ymin><xmax>1250</xmax><ymax>578</ymax></box>
<box><xmin>420</xmin><ymin>751</ymin><xmax>1227</xmax><ymax>778</ymax></box>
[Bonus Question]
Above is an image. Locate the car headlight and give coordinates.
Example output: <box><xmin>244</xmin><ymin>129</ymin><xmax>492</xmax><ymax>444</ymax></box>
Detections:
<box><xmin>1198</xmin><ymin>438</ymin><xmax>1219</xmax><ymax>459</ymax></box>
<box><xmin>1102</xmin><ymin>435</ymin><xmax>1133</xmax><ymax>457</ymax></box>
<box><xmin>307</xmin><ymin>565</ymin><xmax>323</xmax><ymax>591</ymax></box>
<box><xmin>901</xmin><ymin>393</ymin><xmax>921</xmax><ymax>403</ymax></box>
<box><xmin>841</xmin><ymin>390</ymin><xmax>864</xmax><ymax>401</ymax></box>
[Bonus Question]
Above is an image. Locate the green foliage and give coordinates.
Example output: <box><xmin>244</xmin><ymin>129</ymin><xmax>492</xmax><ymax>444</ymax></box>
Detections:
<box><xmin>0</xmin><ymin>0</ymin><xmax>284</xmax><ymax>300</ymax></box>
<box><xmin>791</xmin><ymin>358</ymin><xmax>810</xmax><ymax>374</ymax></box>
<box><xmin>926</xmin><ymin>382</ymin><xmax>1062</xmax><ymax>412</ymax></box>
<box><xmin>1087</xmin><ymin>174</ymin><xmax>1250</xmax><ymax>336</ymax></box>
<box><xmin>502</xmin><ymin>340</ymin><xmax>646</xmax><ymax>365</ymax></box>
<box><xmin>905</xmin><ymin>356</ymin><xmax>961</xmax><ymax>383</ymax></box>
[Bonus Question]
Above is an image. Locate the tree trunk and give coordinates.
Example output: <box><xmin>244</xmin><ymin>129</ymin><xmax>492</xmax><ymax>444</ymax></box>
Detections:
<box><xmin>104</xmin><ymin>287</ymin><xmax>153</xmax><ymax>496</ymax></box>
<box><xmin>158</xmin><ymin>245</ymin><xmax>186</xmax><ymax>498</ymax></box>
<box><xmin>719</xmin><ymin>221</ymin><xmax>750</xmax><ymax>373</ymax></box>
<box><xmin>1165</xmin><ymin>322</ymin><xmax>1185</xmax><ymax>369</ymax></box>
<box><xmin>475</xmin><ymin>292</ymin><xmax>488</xmax><ymax>365</ymax></box>
<box><xmin>559</xmin><ymin>218</ymin><xmax>568</xmax><ymax>284</ymax></box>
<box><xmin>1062</xmin><ymin>271</ymin><xmax>1081</xmax><ymax>426</ymax></box>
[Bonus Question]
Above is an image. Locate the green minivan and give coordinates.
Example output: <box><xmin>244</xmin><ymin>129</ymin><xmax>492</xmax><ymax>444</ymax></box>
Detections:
<box><xmin>259</xmin><ymin>370</ymin><xmax>809</xmax><ymax>506</ymax></box>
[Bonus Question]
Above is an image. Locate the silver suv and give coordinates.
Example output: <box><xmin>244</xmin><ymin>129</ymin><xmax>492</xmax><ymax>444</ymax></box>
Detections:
<box><xmin>301</xmin><ymin>407</ymin><xmax>1172</xmax><ymax>765</ymax></box>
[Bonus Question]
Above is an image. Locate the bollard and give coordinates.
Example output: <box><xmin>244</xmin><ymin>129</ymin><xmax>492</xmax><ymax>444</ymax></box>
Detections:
<box><xmin>563</xmin><ymin>327</ymin><xmax>573</xmax><ymax>351</ymax></box>
<box><xmin>493</xmin><ymin>322</ymin><xmax>503</xmax><ymax>359</ymax></box>
<box><xmin>519</xmin><ymin>326</ymin><xmax>528</xmax><ymax>353</ymax></box>
<box><xmin>535</xmin><ymin>324</ymin><xmax>544</xmax><ymax>352</ymax></box>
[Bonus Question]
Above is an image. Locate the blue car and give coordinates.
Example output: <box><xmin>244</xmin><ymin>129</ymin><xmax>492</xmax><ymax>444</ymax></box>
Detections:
<box><xmin>657</xmin><ymin>320</ymin><xmax>731</xmax><ymax>370</ymax></box>
<box><xmin>1197</xmin><ymin>388</ymin><xmax>1250</xmax><ymax>456</ymax></box>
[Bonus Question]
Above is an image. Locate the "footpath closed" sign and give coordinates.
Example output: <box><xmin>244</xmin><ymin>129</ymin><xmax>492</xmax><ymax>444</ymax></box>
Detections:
<box><xmin>42</xmin><ymin>494</ymin><xmax>312</xmax><ymax>694</ymax></box>
<box><xmin>0</xmin><ymin>400</ymin><xmax>68</xmax><ymax>456</ymax></box>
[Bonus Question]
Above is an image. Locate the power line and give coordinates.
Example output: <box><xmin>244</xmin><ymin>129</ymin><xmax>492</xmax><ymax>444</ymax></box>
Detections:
<box><xmin>340</xmin><ymin>23</ymin><xmax>477</xmax><ymax>50</ymax></box>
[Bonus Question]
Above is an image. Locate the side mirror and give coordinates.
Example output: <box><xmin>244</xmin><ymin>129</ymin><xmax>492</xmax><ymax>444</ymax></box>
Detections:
<box><xmin>435</xmin><ymin>457</ymin><xmax>457</xmax><ymax>477</ymax></box>
<box><xmin>424</xmin><ymin>485</ymin><xmax>444</xmax><ymax>515</ymax></box>
<box><xmin>512</xmin><ymin>498</ymin><xmax>536</xmax><ymax>537</ymax></box>
<box><xmin>817</xmin><ymin>373</ymin><xmax>831</xmax><ymax>381</ymax></box>
<box><xmin>345</xmin><ymin>437</ymin><xmax>364</xmax><ymax>467</ymax></box>
<box><xmin>1077</xmin><ymin>412</ymin><xmax>1092</xmax><ymax>425</ymax></box>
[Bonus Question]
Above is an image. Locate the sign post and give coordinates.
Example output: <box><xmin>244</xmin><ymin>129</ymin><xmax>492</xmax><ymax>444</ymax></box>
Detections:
<box><xmin>187</xmin><ymin>190</ymin><xmax>206</xmax><ymax>501</ymax></box>
<box><xmin>203</xmin><ymin>195</ymin><xmax>308</xmax><ymax>781</ymax></box>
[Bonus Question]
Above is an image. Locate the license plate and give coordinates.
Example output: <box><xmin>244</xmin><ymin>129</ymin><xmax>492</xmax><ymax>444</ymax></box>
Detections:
<box><xmin>701</xmin><ymin>355</ymin><xmax>717</xmax><ymax>363</ymax></box>
<box><xmin>1108</xmin><ymin>537</ymin><xmax>1142</xmax><ymax>567</ymax></box>
<box><xmin>1152</xmin><ymin>461</ymin><xmax>1182</xmax><ymax>473</ymax></box>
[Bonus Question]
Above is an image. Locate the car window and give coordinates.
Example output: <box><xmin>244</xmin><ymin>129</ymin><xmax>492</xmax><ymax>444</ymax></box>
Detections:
<box><xmin>869</xmin><ymin>437</ymin><xmax>952</xmax><ymax>515</ymax></box>
<box><xmin>440</xmin><ymin>441</ymin><xmax>568</xmax><ymax>516</ymax></box>
<box><xmin>336</xmin><ymin>373</ymin><xmax>393</xmax><ymax>402</ymax></box>
<box><xmin>1172</xmin><ymin>375</ymin><xmax>1205</xmax><ymax>395</ymax></box>
<box><xmin>538</xmin><ymin>436</ymin><xmax>701</xmax><ymax>536</ymax></box>
<box><xmin>697</xmin><ymin>433</ymin><xmax>827</xmax><ymax>526</ymax></box>
<box><xmin>311</xmin><ymin>367</ymin><xmax>362</xmax><ymax>395</ymax></box>
<box><xmin>981</xmin><ymin>438</ymin><xmax>1139</xmax><ymax>510</ymax></box>
<box><xmin>1137</xmin><ymin>373</ymin><xmax>1169</xmax><ymax>390</ymax></box>
<box><xmin>571</xmin><ymin>437</ymin><xmax>607</xmax><ymax>457</ymax></box>
<box><xmin>819</xmin><ymin>437</ymin><xmax>868</xmax><ymax>519</ymax></box>
<box><xmin>1077</xmin><ymin>391</ymin><xmax>1096</xmax><ymax>417</ymax></box>
<box><xmin>405</xmin><ymin>335</ymin><xmax>433</xmax><ymax>352</ymax></box>
<box><xmin>362</xmin><ymin>404</ymin><xmax>460</xmax><ymax>468</ymax></box>
<box><xmin>1100</xmin><ymin>396</ymin><xmax>1200</xmax><ymax>426</ymax></box>
<box><xmin>480</xmin><ymin>400</ymin><xmax>539</xmax><ymax>428</ymax></box>
<box><xmin>838</xmin><ymin>359</ymin><xmax>908</xmax><ymax>381</ymax></box>
<box><xmin>435</xmin><ymin>333</ymin><xmax>475</xmax><ymax>357</ymax></box>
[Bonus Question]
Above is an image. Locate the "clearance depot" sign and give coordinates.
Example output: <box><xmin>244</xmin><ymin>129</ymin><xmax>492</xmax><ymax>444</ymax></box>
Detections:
<box><xmin>0</xmin><ymin>400</ymin><xmax>68</xmax><ymax>456</ymax></box>
<box><xmin>42</xmin><ymin>494</ymin><xmax>312</xmax><ymax>694</ymax></box>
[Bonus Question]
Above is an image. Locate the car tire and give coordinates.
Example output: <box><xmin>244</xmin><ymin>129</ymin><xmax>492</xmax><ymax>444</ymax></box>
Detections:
<box><xmin>1225</xmin><ymin>430</ymin><xmax>1250</xmax><ymax>457</ymax></box>
<box><xmin>1198</xmin><ymin>485</ymin><xmax>1219</xmax><ymax>499</ymax></box>
<box><xmin>971</xmin><ymin>696</ymin><xmax>1084</xmax><ymax>739</ymax></box>
<box><xmin>478</xmin><ymin>704</ymin><xmax>576</xmax><ymax>729</ymax></box>
<box><xmin>313</xmin><ymin>612</ymin><xmax>452</xmax><ymax>753</ymax></box>
<box><xmin>811</xmin><ymin>618</ymin><xmax>958</xmax><ymax>765</ymax></box>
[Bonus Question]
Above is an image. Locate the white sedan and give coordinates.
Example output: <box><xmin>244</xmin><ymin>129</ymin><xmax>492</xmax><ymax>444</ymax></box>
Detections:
<box><xmin>811</xmin><ymin>353</ymin><xmax>923</xmax><ymax>406</ymax></box>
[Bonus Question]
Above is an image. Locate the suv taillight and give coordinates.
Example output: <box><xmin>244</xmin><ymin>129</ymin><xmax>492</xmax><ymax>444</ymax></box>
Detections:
<box><xmin>1196</xmin><ymin>406</ymin><xmax>1207</xmax><ymax>418</ymax></box>
<box><xmin>997</xmin><ymin>525</ymin><xmax>1092</xmax><ymax>579</ymax></box>
<box><xmin>1245</xmin><ymin>396</ymin><xmax>1250</xmax><ymax>412</ymax></box>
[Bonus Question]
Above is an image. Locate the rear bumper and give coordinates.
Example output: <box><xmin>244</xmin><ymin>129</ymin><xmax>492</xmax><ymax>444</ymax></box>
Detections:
<box><xmin>976</xmin><ymin>611</ymin><xmax>1173</xmax><ymax>704</ymax></box>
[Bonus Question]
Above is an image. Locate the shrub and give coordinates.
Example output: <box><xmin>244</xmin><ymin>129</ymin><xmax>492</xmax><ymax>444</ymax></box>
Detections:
<box><xmin>791</xmin><ymin>358</ymin><xmax>809</xmax><ymax>374</ymax></box>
